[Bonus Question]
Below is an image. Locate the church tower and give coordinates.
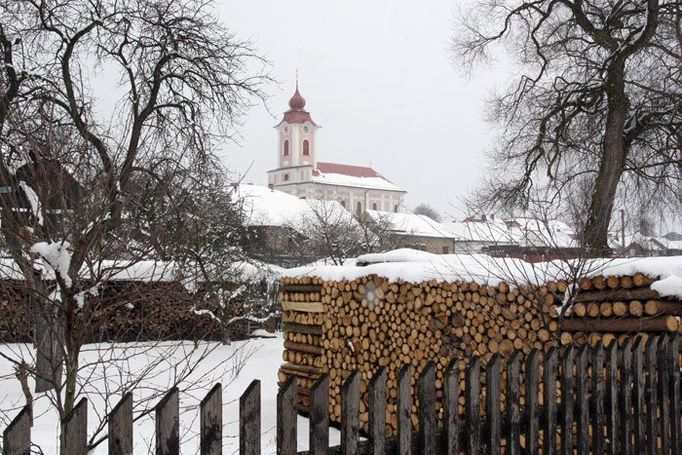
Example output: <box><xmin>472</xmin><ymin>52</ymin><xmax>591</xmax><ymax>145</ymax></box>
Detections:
<box><xmin>275</xmin><ymin>82</ymin><xmax>319</xmax><ymax>169</ymax></box>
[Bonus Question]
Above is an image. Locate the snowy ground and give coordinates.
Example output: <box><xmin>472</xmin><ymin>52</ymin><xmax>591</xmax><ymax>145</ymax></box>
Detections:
<box><xmin>0</xmin><ymin>333</ymin><xmax>339</xmax><ymax>454</ymax></box>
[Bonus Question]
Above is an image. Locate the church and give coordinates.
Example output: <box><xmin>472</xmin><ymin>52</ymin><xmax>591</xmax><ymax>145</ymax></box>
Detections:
<box><xmin>267</xmin><ymin>84</ymin><xmax>406</xmax><ymax>215</ymax></box>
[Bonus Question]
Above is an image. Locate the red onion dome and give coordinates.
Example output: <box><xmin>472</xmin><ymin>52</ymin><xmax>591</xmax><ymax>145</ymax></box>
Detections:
<box><xmin>288</xmin><ymin>84</ymin><xmax>306</xmax><ymax>110</ymax></box>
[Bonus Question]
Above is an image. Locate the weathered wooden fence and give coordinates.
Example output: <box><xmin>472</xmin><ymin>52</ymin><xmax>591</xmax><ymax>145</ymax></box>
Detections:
<box><xmin>2</xmin><ymin>334</ymin><xmax>681</xmax><ymax>454</ymax></box>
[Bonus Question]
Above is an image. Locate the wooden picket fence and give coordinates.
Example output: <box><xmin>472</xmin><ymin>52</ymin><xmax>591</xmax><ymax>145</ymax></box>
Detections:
<box><xmin>2</xmin><ymin>334</ymin><xmax>681</xmax><ymax>454</ymax></box>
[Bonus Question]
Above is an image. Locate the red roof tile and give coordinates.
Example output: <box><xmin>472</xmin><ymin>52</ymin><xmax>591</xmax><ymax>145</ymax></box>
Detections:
<box><xmin>315</xmin><ymin>162</ymin><xmax>385</xmax><ymax>179</ymax></box>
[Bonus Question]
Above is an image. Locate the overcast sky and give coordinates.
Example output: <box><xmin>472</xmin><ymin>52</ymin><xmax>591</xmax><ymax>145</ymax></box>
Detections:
<box><xmin>216</xmin><ymin>0</ymin><xmax>512</xmax><ymax>220</ymax></box>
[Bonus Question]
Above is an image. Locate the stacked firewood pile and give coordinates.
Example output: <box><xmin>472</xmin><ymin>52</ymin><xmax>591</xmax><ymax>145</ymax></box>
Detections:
<box><xmin>277</xmin><ymin>274</ymin><xmax>563</xmax><ymax>433</ymax></box>
<box><xmin>560</xmin><ymin>272</ymin><xmax>682</xmax><ymax>347</ymax></box>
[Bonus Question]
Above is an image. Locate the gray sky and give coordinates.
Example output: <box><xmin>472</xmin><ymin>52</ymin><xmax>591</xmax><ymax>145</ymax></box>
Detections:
<box><xmin>217</xmin><ymin>0</ymin><xmax>512</xmax><ymax>220</ymax></box>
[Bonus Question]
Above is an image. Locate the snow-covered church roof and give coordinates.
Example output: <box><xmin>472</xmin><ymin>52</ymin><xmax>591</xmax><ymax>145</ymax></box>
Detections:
<box><xmin>311</xmin><ymin>162</ymin><xmax>404</xmax><ymax>192</ymax></box>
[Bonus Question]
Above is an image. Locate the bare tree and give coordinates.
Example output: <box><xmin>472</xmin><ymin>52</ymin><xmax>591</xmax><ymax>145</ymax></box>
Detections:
<box><xmin>455</xmin><ymin>0</ymin><xmax>682</xmax><ymax>254</ymax></box>
<box><xmin>0</xmin><ymin>0</ymin><xmax>268</xmax><ymax>449</ymax></box>
<box><xmin>413</xmin><ymin>203</ymin><xmax>442</xmax><ymax>222</ymax></box>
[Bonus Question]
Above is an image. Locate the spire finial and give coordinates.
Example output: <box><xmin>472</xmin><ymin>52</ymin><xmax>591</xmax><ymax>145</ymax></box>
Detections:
<box><xmin>295</xmin><ymin>69</ymin><xmax>299</xmax><ymax>89</ymax></box>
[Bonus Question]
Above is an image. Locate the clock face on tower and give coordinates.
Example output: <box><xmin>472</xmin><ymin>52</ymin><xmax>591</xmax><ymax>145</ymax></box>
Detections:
<box><xmin>303</xmin><ymin>126</ymin><xmax>310</xmax><ymax>134</ymax></box>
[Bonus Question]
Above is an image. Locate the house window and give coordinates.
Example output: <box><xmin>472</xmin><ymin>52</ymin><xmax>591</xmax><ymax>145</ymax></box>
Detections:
<box><xmin>283</xmin><ymin>140</ymin><xmax>289</xmax><ymax>156</ymax></box>
<box><xmin>394</xmin><ymin>204</ymin><xmax>398</xmax><ymax>213</ymax></box>
<box><xmin>283</xmin><ymin>173</ymin><xmax>289</xmax><ymax>181</ymax></box>
<box><xmin>303</xmin><ymin>140</ymin><xmax>310</xmax><ymax>156</ymax></box>
<box><xmin>356</xmin><ymin>201</ymin><xmax>362</xmax><ymax>216</ymax></box>
<box><xmin>442</xmin><ymin>246</ymin><xmax>449</xmax><ymax>254</ymax></box>
<box><xmin>340</xmin><ymin>200</ymin><xmax>346</xmax><ymax>208</ymax></box>
<box><xmin>372</xmin><ymin>203</ymin><xmax>377</xmax><ymax>210</ymax></box>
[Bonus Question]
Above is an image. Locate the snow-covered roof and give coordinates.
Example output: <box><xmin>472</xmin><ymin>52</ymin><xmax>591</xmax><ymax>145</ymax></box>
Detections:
<box><xmin>234</xmin><ymin>184</ymin><xmax>354</xmax><ymax>231</ymax></box>
<box><xmin>311</xmin><ymin>162</ymin><xmax>404</xmax><ymax>192</ymax></box>
<box><xmin>283</xmin><ymin>248</ymin><xmax>682</xmax><ymax>299</ymax></box>
<box><xmin>0</xmin><ymin>257</ymin><xmax>283</xmax><ymax>286</ymax></box>
<box><xmin>441</xmin><ymin>220</ymin><xmax>520</xmax><ymax>244</ymax></box>
<box><xmin>367</xmin><ymin>210</ymin><xmax>454</xmax><ymax>239</ymax></box>
<box><xmin>441</xmin><ymin>218</ymin><xmax>577</xmax><ymax>248</ymax></box>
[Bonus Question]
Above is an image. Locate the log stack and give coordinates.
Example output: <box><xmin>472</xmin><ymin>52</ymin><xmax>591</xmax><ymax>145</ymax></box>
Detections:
<box><xmin>559</xmin><ymin>272</ymin><xmax>682</xmax><ymax>348</ymax></box>
<box><xmin>277</xmin><ymin>274</ymin><xmax>562</xmax><ymax>433</ymax></box>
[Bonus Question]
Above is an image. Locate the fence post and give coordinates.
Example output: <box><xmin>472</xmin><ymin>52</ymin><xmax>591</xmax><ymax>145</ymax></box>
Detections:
<box><xmin>507</xmin><ymin>352</ymin><xmax>521</xmax><ymax>455</ymax></box>
<box><xmin>444</xmin><ymin>358</ymin><xmax>459</xmax><ymax>455</ymax></box>
<box><xmin>2</xmin><ymin>406</ymin><xmax>31</xmax><ymax>455</ymax></box>
<box><xmin>61</xmin><ymin>398</ymin><xmax>88</xmax><ymax>455</ymax></box>
<box><xmin>277</xmin><ymin>376</ymin><xmax>297</xmax><ymax>455</ymax></box>
<box><xmin>620</xmin><ymin>338</ymin><xmax>634</xmax><ymax>455</ymax></box>
<box><xmin>200</xmin><ymin>383</ymin><xmax>222</xmax><ymax>455</ymax></box>
<box><xmin>368</xmin><ymin>367</ymin><xmax>386</xmax><ymax>455</ymax></box>
<box><xmin>309</xmin><ymin>375</ymin><xmax>329</xmax><ymax>455</ymax></box>
<box><xmin>466</xmin><ymin>357</ymin><xmax>481</xmax><ymax>455</ymax></box>
<box><xmin>645</xmin><ymin>337</ymin><xmax>658</xmax><ymax>455</ymax></box>
<box><xmin>418</xmin><ymin>362</ymin><xmax>436</xmax><ymax>455</ymax></box>
<box><xmin>341</xmin><ymin>371</ymin><xmax>360</xmax><ymax>455</ymax></box>
<box><xmin>606</xmin><ymin>341</ymin><xmax>618</xmax><ymax>455</ymax></box>
<box><xmin>576</xmin><ymin>345</ymin><xmax>590</xmax><ymax>454</ymax></box>
<box><xmin>397</xmin><ymin>364</ymin><xmax>413</xmax><ymax>455</ymax></box>
<box><xmin>561</xmin><ymin>347</ymin><xmax>574</xmax><ymax>455</ymax></box>
<box><xmin>592</xmin><ymin>342</ymin><xmax>605</xmax><ymax>454</ymax></box>
<box><xmin>658</xmin><ymin>337</ymin><xmax>671</xmax><ymax>455</ymax></box>
<box><xmin>486</xmin><ymin>355</ymin><xmax>501</xmax><ymax>455</ymax></box>
<box><xmin>525</xmin><ymin>350</ymin><xmax>540</xmax><ymax>454</ymax></box>
<box><xmin>109</xmin><ymin>392</ymin><xmax>133</xmax><ymax>455</ymax></box>
<box><xmin>670</xmin><ymin>335</ymin><xmax>681</xmax><ymax>455</ymax></box>
<box><xmin>633</xmin><ymin>337</ymin><xmax>645</xmax><ymax>453</ymax></box>
<box><xmin>543</xmin><ymin>348</ymin><xmax>558</xmax><ymax>455</ymax></box>
<box><xmin>240</xmin><ymin>380</ymin><xmax>261</xmax><ymax>455</ymax></box>
<box><xmin>156</xmin><ymin>387</ymin><xmax>179</xmax><ymax>455</ymax></box>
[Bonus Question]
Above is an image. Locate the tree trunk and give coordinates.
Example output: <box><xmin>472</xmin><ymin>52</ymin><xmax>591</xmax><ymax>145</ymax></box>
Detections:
<box><xmin>582</xmin><ymin>60</ymin><xmax>629</xmax><ymax>255</ymax></box>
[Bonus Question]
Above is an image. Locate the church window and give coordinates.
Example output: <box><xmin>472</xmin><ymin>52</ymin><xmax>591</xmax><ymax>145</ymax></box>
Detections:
<box><xmin>356</xmin><ymin>201</ymin><xmax>362</xmax><ymax>216</ymax></box>
<box><xmin>283</xmin><ymin>140</ymin><xmax>289</xmax><ymax>156</ymax></box>
<box><xmin>283</xmin><ymin>173</ymin><xmax>289</xmax><ymax>181</ymax></box>
<box><xmin>372</xmin><ymin>203</ymin><xmax>377</xmax><ymax>210</ymax></box>
<box><xmin>394</xmin><ymin>204</ymin><xmax>398</xmax><ymax>213</ymax></box>
<box><xmin>340</xmin><ymin>200</ymin><xmax>346</xmax><ymax>208</ymax></box>
<box><xmin>303</xmin><ymin>140</ymin><xmax>310</xmax><ymax>156</ymax></box>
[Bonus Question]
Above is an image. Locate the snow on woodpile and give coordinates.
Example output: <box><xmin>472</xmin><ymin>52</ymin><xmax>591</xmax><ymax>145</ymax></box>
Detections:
<box><xmin>283</xmin><ymin>248</ymin><xmax>561</xmax><ymax>287</ymax></box>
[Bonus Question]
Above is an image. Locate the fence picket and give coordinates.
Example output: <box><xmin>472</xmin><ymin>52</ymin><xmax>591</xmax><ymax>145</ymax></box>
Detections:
<box><xmin>61</xmin><ymin>398</ymin><xmax>87</xmax><ymax>455</ymax></box>
<box><xmin>486</xmin><ymin>355</ymin><xmax>501</xmax><ymax>455</ymax></box>
<box><xmin>277</xmin><ymin>376</ymin><xmax>297</xmax><ymax>455</ymax></box>
<box><xmin>368</xmin><ymin>367</ymin><xmax>386</xmax><ymax>455</ymax></box>
<box><xmin>606</xmin><ymin>341</ymin><xmax>618</xmax><ymax>455</ymax></box>
<box><xmin>109</xmin><ymin>392</ymin><xmax>133</xmax><ymax>455</ymax></box>
<box><xmin>200</xmin><ymin>383</ymin><xmax>222</xmax><ymax>455</ymax></box>
<box><xmin>633</xmin><ymin>337</ymin><xmax>645</xmax><ymax>453</ymax></box>
<box><xmin>592</xmin><ymin>342</ymin><xmax>605</xmax><ymax>454</ymax></box>
<box><xmin>526</xmin><ymin>350</ymin><xmax>540</xmax><ymax>454</ymax></box>
<box><xmin>560</xmin><ymin>347</ymin><xmax>574</xmax><ymax>455</ymax></box>
<box><xmin>576</xmin><ymin>345</ymin><xmax>590</xmax><ymax>454</ymax></box>
<box><xmin>309</xmin><ymin>375</ymin><xmax>329</xmax><ymax>455</ymax></box>
<box><xmin>156</xmin><ymin>387</ymin><xmax>179</xmax><ymax>455</ymax></box>
<box><xmin>2</xmin><ymin>406</ymin><xmax>31</xmax><ymax>455</ymax></box>
<box><xmin>620</xmin><ymin>339</ymin><xmax>634</xmax><ymax>455</ymax></box>
<box><xmin>466</xmin><ymin>357</ymin><xmax>482</xmax><ymax>455</ymax></box>
<box><xmin>444</xmin><ymin>358</ymin><xmax>459</xmax><ymax>455</ymax></box>
<box><xmin>671</xmin><ymin>335</ymin><xmax>681</xmax><ymax>455</ymax></box>
<box><xmin>659</xmin><ymin>337</ymin><xmax>671</xmax><ymax>455</ymax></box>
<box><xmin>418</xmin><ymin>362</ymin><xmax>436</xmax><ymax>455</ymax></box>
<box><xmin>507</xmin><ymin>352</ymin><xmax>521</xmax><ymax>455</ymax></box>
<box><xmin>397</xmin><ymin>364</ymin><xmax>413</xmax><ymax>455</ymax></box>
<box><xmin>341</xmin><ymin>371</ymin><xmax>360</xmax><ymax>455</ymax></box>
<box><xmin>645</xmin><ymin>337</ymin><xmax>658</xmax><ymax>455</ymax></box>
<box><xmin>543</xmin><ymin>348</ymin><xmax>558</xmax><ymax>455</ymax></box>
<box><xmin>240</xmin><ymin>380</ymin><xmax>261</xmax><ymax>455</ymax></box>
